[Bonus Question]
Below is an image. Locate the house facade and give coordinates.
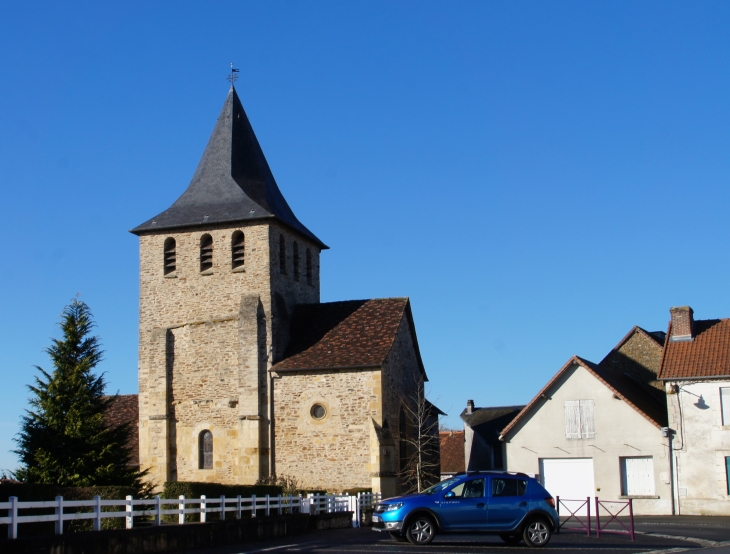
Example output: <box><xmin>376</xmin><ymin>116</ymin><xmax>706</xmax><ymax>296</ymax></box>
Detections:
<box><xmin>500</xmin><ymin>327</ymin><xmax>671</xmax><ymax>515</ymax></box>
<box><xmin>658</xmin><ymin>306</ymin><xmax>730</xmax><ymax>515</ymax></box>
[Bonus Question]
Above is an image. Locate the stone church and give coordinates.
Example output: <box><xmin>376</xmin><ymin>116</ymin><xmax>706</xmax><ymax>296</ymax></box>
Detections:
<box><xmin>130</xmin><ymin>86</ymin><xmax>439</xmax><ymax>495</ymax></box>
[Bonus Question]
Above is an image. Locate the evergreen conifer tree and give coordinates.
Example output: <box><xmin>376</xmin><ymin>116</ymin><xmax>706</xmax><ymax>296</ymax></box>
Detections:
<box><xmin>14</xmin><ymin>300</ymin><xmax>146</xmax><ymax>490</ymax></box>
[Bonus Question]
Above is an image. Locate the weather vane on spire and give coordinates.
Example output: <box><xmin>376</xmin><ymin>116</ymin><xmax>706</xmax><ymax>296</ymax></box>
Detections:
<box><xmin>228</xmin><ymin>63</ymin><xmax>239</xmax><ymax>87</ymax></box>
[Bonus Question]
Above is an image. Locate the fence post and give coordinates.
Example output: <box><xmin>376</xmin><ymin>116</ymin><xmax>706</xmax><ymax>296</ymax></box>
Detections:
<box><xmin>595</xmin><ymin>497</ymin><xmax>600</xmax><ymax>537</ymax></box>
<box><xmin>265</xmin><ymin>494</ymin><xmax>270</xmax><ymax>516</ymax></box>
<box><xmin>586</xmin><ymin>497</ymin><xmax>591</xmax><ymax>537</ymax></box>
<box><xmin>179</xmin><ymin>495</ymin><xmax>185</xmax><ymax>524</ymax></box>
<box><xmin>8</xmin><ymin>496</ymin><xmax>17</xmax><ymax>539</ymax></box>
<box><xmin>93</xmin><ymin>495</ymin><xmax>102</xmax><ymax>531</ymax></box>
<box><xmin>629</xmin><ymin>498</ymin><xmax>635</xmax><ymax>541</ymax></box>
<box><xmin>126</xmin><ymin>495</ymin><xmax>133</xmax><ymax>529</ymax></box>
<box><xmin>237</xmin><ymin>495</ymin><xmax>242</xmax><ymax>519</ymax></box>
<box><xmin>251</xmin><ymin>494</ymin><xmax>256</xmax><ymax>518</ymax></box>
<box><xmin>154</xmin><ymin>495</ymin><xmax>161</xmax><ymax>526</ymax></box>
<box><xmin>220</xmin><ymin>495</ymin><xmax>226</xmax><ymax>520</ymax></box>
<box><xmin>200</xmin><ymin>495</ymin><xmax>207</xmax><ymax>523</ymax></box>
<box><xmin>55</xmin><ymin>496</ymin><xmax>64</xmax><ymax>535</ymax></box>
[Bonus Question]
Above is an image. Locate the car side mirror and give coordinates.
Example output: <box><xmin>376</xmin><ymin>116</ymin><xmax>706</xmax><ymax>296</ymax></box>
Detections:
<box><xmin>444</xmin><ymin>491</ymin><xmax>455</xmax><ymax>499</ymax></box>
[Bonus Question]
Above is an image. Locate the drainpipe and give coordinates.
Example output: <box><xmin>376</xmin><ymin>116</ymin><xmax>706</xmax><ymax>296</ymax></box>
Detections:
<box><xmin>662</xmin><ymin>427</ymin><xmax>676</xmax><ymax>515</ymax></box>
<box><xmin>269</xmin><ymin>372</ymin><xmax>282</xmax><ymax>477</ymax></box>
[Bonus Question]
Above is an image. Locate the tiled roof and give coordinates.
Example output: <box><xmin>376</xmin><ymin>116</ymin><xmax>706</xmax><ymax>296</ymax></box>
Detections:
<box><xmin>500</xmin><ymin>355</ymin><xmax>667</xmax><ymax>439</ymax></box>
<box><xmin>272</xmin><ymin>298</ymin><xmax>425</xmax><ymax>375</ymax></box>
<box><xmin>104</xmin><ymin>394</ymin><xmax>139</xmax><ymax>467</ymax></box>
<box><xmin>658</xmin><ymin>318</ymin><xmax>730</xmax><ymax>380</ymax></box>
<box><xmin>439</xmin><ymin>431</ymin><xmax>465</xmax><ymax>474</ymax></box>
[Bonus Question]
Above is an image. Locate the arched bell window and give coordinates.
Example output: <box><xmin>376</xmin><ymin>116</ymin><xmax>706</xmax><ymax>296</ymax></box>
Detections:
<box><xmin>198</xmin><ymin>430</ymin><xmax>213</xmax><ymax>469</ymax></box>
<box><xmin>200</xmin><ymin>234</ymin><xmax>213</xmax><ymax>272</ymax></box>
<box><xmin>231</xmin><ymin>231</ymin><xmax>245</xmax><ymax>269</ymax></box>
<box><xmin>293</xmin><ymin>242</ymin><xmax>300</xmax><ymax>281</ymax></box>
<box><xmin>163</xmin><ymin>237</ymin><xmax>176</xmax><ymax>275</ymax></box>
<box><xmin>279</xmin><ymin>234</ymin><xmax>287</xmax><ymax>275</ymax></box>
<box><xmin>399</xmin><ymin>405</ymin><xmax>408</xmax><ymax>473</ymax></box>
<box><xmin>306</xmin><ymin>249</ymin><xmax>313</xmax><ymax>285</ymax></box>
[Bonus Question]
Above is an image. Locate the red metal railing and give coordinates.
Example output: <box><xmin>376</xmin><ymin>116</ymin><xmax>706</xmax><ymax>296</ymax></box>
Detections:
<box><xmin>555</xmin><ymin>496</ymin><xmax>591</xmax><ymax>536</ymax></box>
<box><xmin>595</xmin><ymin>498</ymin><xmax>634</xmax><ymax>541</ymax></box>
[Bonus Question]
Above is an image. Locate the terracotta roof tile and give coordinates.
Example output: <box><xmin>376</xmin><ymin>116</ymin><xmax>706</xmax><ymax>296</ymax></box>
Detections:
<box><xmin>659</xmin><ymin>318</ymin><xmax>730</xmax><ymax>380</ymax></box>
<box><xmin>104</xmin><ymin>394</ymin><xmax>139</xmax><ymax>467</ymax></box>
<box><xmin>273</xmin><ymin>298</ymin><xmax>419</xmax><ymax>372</ymax></box>
<box><xmin>439</xmin><ymin>431</ymin><xmax>465</xmax><ymax>473</ymax></box>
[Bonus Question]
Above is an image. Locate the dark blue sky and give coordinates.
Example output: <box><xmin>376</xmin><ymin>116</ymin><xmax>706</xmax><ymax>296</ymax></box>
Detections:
<box><xmin>2</xmin><ymin>1</ymin><xmax>729</xmax><ymax>471</ymax></box>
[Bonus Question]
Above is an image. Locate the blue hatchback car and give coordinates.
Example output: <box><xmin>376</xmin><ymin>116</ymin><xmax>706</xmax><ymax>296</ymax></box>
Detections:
<box><xmin>372</xmin><ymin>471</ymin><xmax>558</xmax><ymax>546</ymax></box>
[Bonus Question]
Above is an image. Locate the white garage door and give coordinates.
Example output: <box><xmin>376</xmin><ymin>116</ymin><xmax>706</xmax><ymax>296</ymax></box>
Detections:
<box><xmin>540</xmin><ymin>458</ymin><xmax>595</xmax><ymax>516</ymax></box>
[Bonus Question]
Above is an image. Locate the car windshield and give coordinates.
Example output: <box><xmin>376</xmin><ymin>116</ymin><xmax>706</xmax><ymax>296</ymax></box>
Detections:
<box><xmin>423</xmin><ymin>477</ymin><xmax>461</xmax><ymax>495</ymax></box>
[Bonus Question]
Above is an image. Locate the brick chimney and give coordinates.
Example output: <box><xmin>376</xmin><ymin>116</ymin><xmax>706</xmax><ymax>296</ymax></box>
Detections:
<box><xmin>669</xmin><ymin>306</ymin><xmax>694</xmax><ymax>342</ymax></box>
<box><xmin>466</xmin><ymin>399</ymin><xmax>475</xmax><ymax>414</ymax></box>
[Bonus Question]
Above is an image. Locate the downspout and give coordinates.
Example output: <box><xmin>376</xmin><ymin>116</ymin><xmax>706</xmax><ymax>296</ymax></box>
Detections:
<box><xmin>269</xmin><ymin>372</ymin><xmax>282</xmax><ymax>476</ymax></box>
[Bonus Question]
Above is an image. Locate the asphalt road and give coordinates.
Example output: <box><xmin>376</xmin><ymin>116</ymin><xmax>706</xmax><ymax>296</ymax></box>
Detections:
<box><xmin>170</xmin><ymin>524</ymin><xmax>725</xmax><ymax>554</ymax></box>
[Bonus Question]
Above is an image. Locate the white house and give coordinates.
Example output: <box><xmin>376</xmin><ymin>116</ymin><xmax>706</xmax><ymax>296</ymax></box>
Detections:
<box><xmin>499</xmin><ymin>331</ymin><xmax>672</xmax><ymax>515</ymax></box>
<box><xmin>658</xmin><ymin>306</ymin><xmax>730</xmax><ymax>515</ymax></box>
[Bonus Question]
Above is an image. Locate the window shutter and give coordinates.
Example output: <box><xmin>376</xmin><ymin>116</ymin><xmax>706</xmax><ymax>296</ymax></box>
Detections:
<box><xmin>565</xmin><ymin>401</ymin><xmax>581</xmax><ymax>439</ymax></box>
<box><xmin>580</xmin><ymin>400</ymin><xmax>595</xmax><ymax>439</ymax></box>
<box><xmin>721</xmin><ymin>388</ymin><xmax>730</xmax><ymax>425</ymax></box>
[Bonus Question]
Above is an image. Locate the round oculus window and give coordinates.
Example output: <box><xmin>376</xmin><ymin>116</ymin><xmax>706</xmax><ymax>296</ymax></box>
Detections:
<box><xmin>310</xmin><ymin>403</ymin><xmax>327</xmax><ymax>420</ymax></box>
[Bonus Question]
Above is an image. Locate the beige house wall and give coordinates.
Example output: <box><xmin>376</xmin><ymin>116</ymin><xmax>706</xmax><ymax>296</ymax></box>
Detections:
<box><xmin>503</xmin><ymin>364</ymin><xmax>672</xmax><ymax>515</ymax></box>
<box><xmin>666</xmin><ymin>380</ymin><xmax>730</xmax><ymax>515</ymax></box>
<box><xmin>137</xmin><ymin>221</ymin><xmax>320</xmax><ymax>490</ymax></box>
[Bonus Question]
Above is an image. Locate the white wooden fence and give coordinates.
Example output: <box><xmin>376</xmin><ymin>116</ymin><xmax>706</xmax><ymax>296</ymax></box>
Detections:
<box><xmin>0</xmin><ymin>492</ymin><xmax>381</xmax><ymax>539</ymax></box>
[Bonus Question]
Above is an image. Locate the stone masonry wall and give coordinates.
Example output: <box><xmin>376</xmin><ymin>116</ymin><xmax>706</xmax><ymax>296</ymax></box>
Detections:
<box><xmin>602</xmin><ymin>330</ymin><xmax>664</xmax><ymax>391</ymax></box>
<box><xmin>381</xmin><ymin>316</ymin><xmax>424</xmax><ymax>495</ymax></box>
<box><xmin>138</xmin><ymin>221</ymin><xmax>321</xmax><ymax>489</ymax></box>
<box><xmin>273</xmin><ymin>369</ymin><xmax>380</xmax><ymax>492</ymax></box>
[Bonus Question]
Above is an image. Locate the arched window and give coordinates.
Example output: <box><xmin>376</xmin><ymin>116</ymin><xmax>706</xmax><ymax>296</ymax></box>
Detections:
<box><xmin>279</xmin><ymin>234</ymin><xmax>287</xmax><ymax>274</ymax></box>
<box><xmin>231</xmin><ymin>231</ymin><xmax>245</xmax><ymax>269</ymax></box>
<box><xmin>399</xmin><ymin>406</ymin><xmax>408</xmax><ymax>472</ymax></box>
<box><xmin>200</xmin><ymin>234</ymin><xmax>213</xmax><ymax>272</ymax></box>
<box><xmin>199</xmin><ymin>430</ymin><xmax>213</xmax><ymax>469</ymax></box>
<box><xmin>293</xmin><ymin>242</ymin><xmax>299</xmax><ymax>281</ymax></box>
<box><xmin>306</xmin><ymin>249</ymin><xmax>312</xmax><ymax>285</ymax></box>
<box><xmin>163</xmin><ymin>237</ymin><xmax>176</xmax><ymax>275</ymax></box>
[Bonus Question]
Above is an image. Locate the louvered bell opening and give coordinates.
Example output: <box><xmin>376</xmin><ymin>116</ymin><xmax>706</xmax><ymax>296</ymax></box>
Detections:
<box><xmin>163</xmin><ymin>238</ymin><xmax>176</xmax><ymax>275</ymax></box>
<box><xmin>200</xmin><ymin>234</ymin><xmax>213</xmax><ymax>272</ymax></box>
<box><xmin>306</xmin><ymin>249</ymin><xmax>313</xmax><ymax>285</ymax></box>
<box><xmin>231</xmin><ymin>231</ymin><xmax>245</xmax><ymax>269</ymax></box>
<box><xmin>293</xmin><ymin>243</ymin><xmax>300</xmax><ymax>281</ymax></box>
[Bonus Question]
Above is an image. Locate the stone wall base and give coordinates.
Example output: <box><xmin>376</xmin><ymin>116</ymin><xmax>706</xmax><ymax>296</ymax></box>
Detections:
<box><xmin>0</xmin><ymin>512</ymin><xmax>353</xmax><ymax>554</ymax></box>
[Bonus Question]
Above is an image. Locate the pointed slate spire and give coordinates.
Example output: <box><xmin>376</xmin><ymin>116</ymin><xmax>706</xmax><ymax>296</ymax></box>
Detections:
<box><xmin>131</xmin><ymin>86</ymin><xmax>327</xmax><ymax>248</ymax></box>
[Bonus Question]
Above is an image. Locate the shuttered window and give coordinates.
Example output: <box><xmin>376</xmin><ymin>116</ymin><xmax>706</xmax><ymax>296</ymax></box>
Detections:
<box><xmin>565</xmin><ymin>400</ymin><xmax>595</xmax><ymax>439</ymax></box>
<box><xmin>231</xmin><ymin>231</ymin><xmax>245</xmax><ymax>269</ymax></box>
<box><xmin>200</xmin><ymin>234</ymin><xmax>213</xmax><ymax>272</ymax></box>
<box><xmin>620</xmin><ymin>456</ymin><xmax>655</xmax><ymax>496</ymax></box>
<box><xmin>163</xmin><ymin>237</ymin><xmax>176</xmax><ymax>275</ymax></box>
<box><xmin>721</xmin><ymin>388</ymin><xmax>730</xmax><ymax>425</ymax></box>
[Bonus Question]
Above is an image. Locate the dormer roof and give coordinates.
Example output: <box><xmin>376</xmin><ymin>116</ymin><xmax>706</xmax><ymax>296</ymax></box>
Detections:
<box><xmin>131</xmin><ymin>86</ymin><xmax>327</xmax><ymax>249</ymax></box>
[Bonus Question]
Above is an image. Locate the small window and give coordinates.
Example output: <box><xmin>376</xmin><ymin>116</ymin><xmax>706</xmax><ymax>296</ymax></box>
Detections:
<box><xmin>721</xmin><ymin>388</ymin><xmax>730</xmax><ymax>425</ymax></box>
<box><xmin>198</xmin><ymin>430</ymin><xmax>213</xmax><ymax>469</ymax></box>
<box><xmin>293</xmin><ymin>242</ymin><xmax>300</xmax><ymax>281</ymax></box>
<box><xmin>231</xmin><ymin>231</ymin><xmax>245</xmax><ymax>269</ymax></box>
<box><xmin>565</xmin><ymin>400</ymin><xmax>595</xmax><ymax>439</ymax></box>
<box><xmin>310</xmin><ymin>403</ymin><xmax>326</xmax><ymax>420</ymax></box>
<box><xmin>163</xmin><ymin>237</ymin><xmax>176</xmax><ymax>275</ymax></box>
<box><xmin>200</xmin><ymin>234</ymin><xmax>213</xmax><ymax>272</ymax></box>
<box><xmin>279</xmin><ymin>234</ymin><xmax>286</xmax><ymax>274</ymax></box>
<box><xmin>620</xmin><ymin>456</ymin><xmax>655</xmax><ymax>496</ymax></box>
<box><xmin>306</xmin><ymin>249</ymin><xmax>312</xmax><ymax>285</ymax></box>
<box><xmin>492</xmin><ymin>478</ymin><xmax>527</xmax><ymax>497</ymax></box>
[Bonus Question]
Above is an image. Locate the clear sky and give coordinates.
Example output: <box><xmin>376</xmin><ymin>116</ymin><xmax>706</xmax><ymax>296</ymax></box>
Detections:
<box><xmin>1</xmin><ymin>1</ymin><xmax>729</xmax><ymax>472</ymax></box>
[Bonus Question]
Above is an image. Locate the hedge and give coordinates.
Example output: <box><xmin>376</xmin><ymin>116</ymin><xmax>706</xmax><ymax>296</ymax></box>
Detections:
<box><xmin>162</xmin><ymin>482</ymin><xmax>283</xmax><ymax>522</ymax></box>
<box><xmin>0</xmin><ymin>484</ymin><xmax>139</xmax><ymax>537</ymax></box>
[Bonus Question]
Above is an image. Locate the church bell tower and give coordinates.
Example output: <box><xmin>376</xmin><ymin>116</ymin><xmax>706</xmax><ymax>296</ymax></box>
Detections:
<box><xmin>131</xmin><ymin>85</ymin><xmax>327</xmax><ymax>487</ymax></box>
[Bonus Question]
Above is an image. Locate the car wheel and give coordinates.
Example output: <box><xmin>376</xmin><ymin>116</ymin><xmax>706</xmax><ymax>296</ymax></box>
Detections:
<box><xmin>499</xmin><ymin>533</ymin><xmax>522</xmax><ymax>545</ymax></box>
<box><xmin>522</xmin><ymin>518</ymin><xmax>551</xmax><ymax>547</ymax></box>
<box><xmin>406</xmin><ymin>515</ymin><xmax>436</xmax><ymax>545</ymax></box>
<box><xmin>389</xmin><ymin>532</ymin><xmax>408</xmax><ymax>542</ymax></box>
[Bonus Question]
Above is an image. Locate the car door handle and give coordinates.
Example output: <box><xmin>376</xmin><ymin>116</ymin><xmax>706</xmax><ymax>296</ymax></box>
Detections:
<box><xmin>519</xmin><ymin>502</ymin><xmax>527</xmax><ymax>507</ymax></box>
<box><xmin>476</xmin><ymin>503</ymin><xmax>485</xmax><ymax>508</ymax></box>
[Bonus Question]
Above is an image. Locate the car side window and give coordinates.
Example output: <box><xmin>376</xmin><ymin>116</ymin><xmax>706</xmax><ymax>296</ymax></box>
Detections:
<box><xmin>491</xmin><ymin>478</ymin><xmax>527</xmax><ymax>497</ymax></box>
<box><xmin>448</xmin><ymin>478</ymin><xmax>485</xmax><ymax>498</ymax></box>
